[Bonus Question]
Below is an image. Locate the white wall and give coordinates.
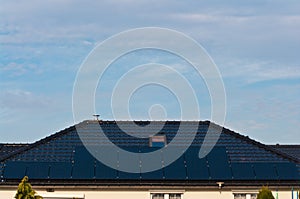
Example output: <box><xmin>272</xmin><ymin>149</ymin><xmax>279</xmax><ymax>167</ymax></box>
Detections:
<box><xmin>0</xmin><ymin>188</ymin><xmax>296</xmax><ymax>199</ymax></box>
<box><xmin>0</xmin><ymin>190</ymin><xmax>15</xmax><ymax>199</ymax></box>
<box><xmin>184</xmin><ymin>190</ymin><xmax>233</xmax><ymax>199</ymax></box>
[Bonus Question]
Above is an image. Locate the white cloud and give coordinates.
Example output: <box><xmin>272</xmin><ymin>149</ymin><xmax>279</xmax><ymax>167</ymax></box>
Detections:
<box><xmin>169</xmin><ymin>13</ymin><xmax>253</xmax><ymax>24</ymax></box>
<box><xmin>0</xmin><ymin>62</ymin><xmax>38</xmax><ymax>76</ymax></box>
<box><xmin>220</xmin><ymin>60</ymin><xmax>300</xmax><ymax>83</ymax></box>
<box><xmin>0</xmin><ymin>89</ymin><xmax>52</xmax><ymax>110</ymax></box>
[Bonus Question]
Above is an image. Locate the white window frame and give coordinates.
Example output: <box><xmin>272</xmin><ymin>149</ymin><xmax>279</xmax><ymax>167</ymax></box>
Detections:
<box><xmin>233</xmin><ymin>191</ymin><xmax>258</xmax><ymax>199</ymax></box>
<box><xmin>150</xmin><ymin>190</ymin><xmax>184</xmax><ymax>199</ymax></box>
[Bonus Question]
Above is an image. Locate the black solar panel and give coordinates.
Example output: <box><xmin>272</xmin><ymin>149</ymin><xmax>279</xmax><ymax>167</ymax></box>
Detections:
<box><xmin>49</xmin><ymin>162</ymin><xmax>72</xmax><ymax>179</ymax></box>
<box><xmin>253</xmin><ymin>163</ymin><xmax>277</xmax><ymax>180</ymax></box>
<box><xmin>140</xmin><ymin>169</ymin><xmax>164</xmax><ymax>180</ymax></box>
<box><xmin>206</xmin><ymin>147</ymin><xmax>232</xmax><ymax>180</ymax></box>
<box><xmin>93</xmin><ymin>146</ymin><xmax>118</xmax><ymax>179</ymax></box>
<box><xmin>26</xmin><ymin>162</ymin><xmax>50</xmax><ymax>179</ymax></box>
<box><xmin>140</xmin><ymin>147</ymin><xmax>164</xmax><ymax>179</ymax></box>
<box><xmin>118</xmin><ymin>147</ymin><xmax>141</xmax><ymax>179</ymax></box>
<box><xmin>275</xmin><ymin>163</ymin><xmax>299</xmax><ymax>180</ymax></box>
<box><xmin>3</xmin><ymin>161</ymin><xmax>27</xmax><ymax>179</ymax></box>
<box><xmin>185</xmin><ymin>147</ymin><xmax>209</xmax><ymax>180</ymax></box>
<box><xmin>231</xmin><ymin>163</ymin><xmax>255</xmax><ymax>180</ymax></box>
<box><xmin>95</xmin><ymin>160</ymin><xmax>118</xmax><ymax>179</ymax></box>
<box><xmin>164</xmin><ymin>154</ymin><xmax>187</xmax><ymax>180</ymax></box>
<box><xmin>118</xmin><ymin>171</ymin><xmax>141</xmax><ymax>179</ymax></box>
<box><xmin>72</xmin><ymin>146</ymin><xmax>95</xmax><ymax>179</ymax></box>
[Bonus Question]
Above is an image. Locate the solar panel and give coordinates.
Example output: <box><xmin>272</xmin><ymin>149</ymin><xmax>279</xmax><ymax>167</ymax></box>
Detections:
<box><xmin>3</xmin><ymin>161</ymin><xmax>27</xmax><ymax>179</ymax></box>
<box><xmin>4</xmin><ymin>161</ymin><xmax>51</xmax><ymax>180</ymax></box>
<box><xmin>164</xmin><ymin>153</ymin><xmax>187</xmax><ymax>180</ymax></box>
<box><xmin>118</xmin><ymin>147</ymin><xmax>141</xmax><ymax>179</ymax></box>
<box><xmin>275</xmin><ymin>163</ymin><xmax>300</xmax><ymax>180</ymax></box>
<box><xmin>140</xmin><ymin>147</ymin><xmax>164</xmax><ymax>179</ymax></box>
<box><xmin>26</xmin><ymin>162</ymin><xmax>50</xmax><ymax>179</ymax></box>
<box><xmin>95</xmin><ymin>161</ymin><xmax>118</xmax><ymax>179</ymax></box>
<box><xmin>206</xmin><ymin>147</ymin><xmax>232</xmax><ymax>180</ymax></box>
<box><xmin>72</xmin><ymin>146</ymin><xmax>95</xmax><ymax>179</ymax></box>
<box><xmin>141</xmin><ymin>169</ymin><xmax>164</xmax><ymax>180</ymax></box>
<box><xmin>253</xmin><ymin>163</ymin><xmax>277</xmax><ymax>180</ymax></box>
<box><xmin>49</xmin><ymin>162</ymin><xmax>72</xmax><ymax>179</ymax></box>
<box><xmin>0</xmin><ymin>163</ymin><xmax>3</xmax><ymax>178</ymax></box>
<box><xmin>95</xmin><ymin>146</ymin><xmax>118</xmax><ymax>179</ymax></box>
<box><xmin>231</xmin><ymin>163</ymin><xmax>255</xmax><ymax>180</ymax></box>
<box><xmin>185</xmin><ymin>147</ymin><xmax>209</xmax><ymax>180</ymax></box>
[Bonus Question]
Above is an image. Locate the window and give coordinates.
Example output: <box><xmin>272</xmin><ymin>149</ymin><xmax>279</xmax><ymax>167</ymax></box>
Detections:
<box><xmin>152</xmin><ymin>194</ymin><xmax>164</xmax><ymax>199</ymax></box>
<box><xmin>250</xmin><ymin>194</ymin><xmax>257</xmax><ymax>199</ymax></box>
<box><xmin>234</xmin><ymin>194</ymin><xmax>246</xmax><ymax>199</ymax></box>
<box><xmin>169</xmin><ymin>194</ymin><xmax>181</xmax><ymax>199</ymax></box>
<box><xmin>233</xmin><ymin>193</ymin><xmax>257</xmax><ymax>199</ymax></box>
<box><xmin>151</xmin><ymin>193</ymin><xmax>182</xmax><ymax>199</ymax></box>
<box><xmin>149</xmin><ymin>135</ymin><xmax>166</xmax><ymax>147</ymax></box>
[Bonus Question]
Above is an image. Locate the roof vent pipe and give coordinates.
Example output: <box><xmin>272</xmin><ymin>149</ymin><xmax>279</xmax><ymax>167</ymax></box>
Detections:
<box><xmin>93</xmin><ymin>114</ymin><xmax>100</xmax><ymax>121</ymax></box>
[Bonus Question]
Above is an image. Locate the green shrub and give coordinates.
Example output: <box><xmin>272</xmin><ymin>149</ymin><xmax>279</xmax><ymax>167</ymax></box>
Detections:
<box><xmin>15</xmin><ymin>176</ymin><xmax>43</xmax><ymax>199</ymax></box>
<box><xmin>257</xmin><ymin>186</ymin><xmax>275</xmax><ymax>199</ymax></box>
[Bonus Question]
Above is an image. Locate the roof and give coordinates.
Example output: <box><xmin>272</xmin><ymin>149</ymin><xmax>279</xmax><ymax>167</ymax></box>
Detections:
<box><xmin>269</xmin><ymin>144</ymin><xmax>300</xmax><ymax>162</ymax></box>
<box><xmin>0</xmin><ymin>143</ymin><xmax>29</xmax><ymax>160</ymax></box>
<box><xmin>0</xmin><ymin>120</ymin><xmax>299</xmax><ymax>186</ymax></box>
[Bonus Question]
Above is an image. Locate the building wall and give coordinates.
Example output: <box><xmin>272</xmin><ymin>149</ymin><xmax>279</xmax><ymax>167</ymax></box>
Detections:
<box><xmin>0</xmin><ymin>188</ymin><xmax>297</xmax><ymax>199</ymax></box>
<box><xmin>184</xmin><ymin>190</ymin><xmax>233</xmax><ymax>199</ymax></box>
<box><xmin>1</xmin><ymin>190</ymin><xmax>16</xmax><ymax>199</ymax></box>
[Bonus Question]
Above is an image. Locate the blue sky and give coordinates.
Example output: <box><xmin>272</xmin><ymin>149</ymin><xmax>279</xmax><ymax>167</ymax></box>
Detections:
<box><xmin>0</xmin><ymin>0</ymin><xmax>300</xmax><ymax>144</ymax></box>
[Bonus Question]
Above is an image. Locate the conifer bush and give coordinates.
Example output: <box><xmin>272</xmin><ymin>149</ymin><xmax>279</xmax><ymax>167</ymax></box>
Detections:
<box><xmin>15</xmin><ymin>176</ymin><xmax>43</xmax><ymax>199</ymax></box>
<box><xmin>257</xmin><ymin>186</ymin><xmax>275</xmax><ymax>199</ymax></box>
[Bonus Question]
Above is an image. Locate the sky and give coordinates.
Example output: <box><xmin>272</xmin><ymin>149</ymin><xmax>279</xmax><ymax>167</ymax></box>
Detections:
<box><xmin>0</xmin><ymin>0</ymin><xmax>300</xmax><ymax>144</ymax></box>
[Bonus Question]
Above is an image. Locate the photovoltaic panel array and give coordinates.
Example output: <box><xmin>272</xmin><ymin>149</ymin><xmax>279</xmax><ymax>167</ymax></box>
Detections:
<box><xmin>3</xmin><ymin>145</ymin><xmax>299</xmax><ymax>181</ymax></box>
